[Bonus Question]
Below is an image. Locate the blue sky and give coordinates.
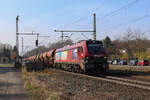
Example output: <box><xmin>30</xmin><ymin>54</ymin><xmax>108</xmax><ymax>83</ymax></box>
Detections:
<box><xmin>0</xmin><ymin>0</ymin><xmax>150</xmax><ymax>53</ymax></box>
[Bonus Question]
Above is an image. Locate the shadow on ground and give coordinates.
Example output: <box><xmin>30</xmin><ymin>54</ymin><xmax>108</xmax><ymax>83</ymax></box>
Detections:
<box><xmin>0</xmin><ymin>67</ymin><xmax>20</xmax><ymax>74</ymax></box>
<box><xmin>0</xmin><ymin>82</ymin><xmax>18</xmax><ymax>88</ymax></box>
<box><xmin>0</xmin><ymin>93</ymin><xmax>29</xmax><ymax>100</ymax></box>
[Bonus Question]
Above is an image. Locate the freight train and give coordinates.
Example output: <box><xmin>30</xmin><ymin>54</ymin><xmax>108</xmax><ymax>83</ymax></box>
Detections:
<box><xmin>24</xmin><ymin>40</ymin><xmax>109</xmax><ymax>74</ymax></box>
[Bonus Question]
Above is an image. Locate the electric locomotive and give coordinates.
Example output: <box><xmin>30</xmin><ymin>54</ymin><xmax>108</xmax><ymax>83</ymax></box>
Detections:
<box><xmin>54</xmin><ymin>40</ymin><xmax>108</xmax><ymax>73</ymax></box>
<box><xmin>24</xmin><ymin>40</ymin><xmax>108</xmax><ymax>74</ymax></box>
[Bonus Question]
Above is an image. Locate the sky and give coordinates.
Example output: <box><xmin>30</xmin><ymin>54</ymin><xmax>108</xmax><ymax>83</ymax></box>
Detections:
<box><xmin>0</xmin><ymin>0</ymin><xmax>150</xmax><ymax>54</ymax></box>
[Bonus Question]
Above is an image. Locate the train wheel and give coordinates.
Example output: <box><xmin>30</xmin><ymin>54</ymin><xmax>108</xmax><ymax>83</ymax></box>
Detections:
<box><xmin>68</xmin><ymin>65</ymin><xmax>72</xmax><ymax>72</ymax></box>
<box><xmin>79</xmin><ymin>67</ymin><xmax>84</xmax><ymax>74</ymax></box>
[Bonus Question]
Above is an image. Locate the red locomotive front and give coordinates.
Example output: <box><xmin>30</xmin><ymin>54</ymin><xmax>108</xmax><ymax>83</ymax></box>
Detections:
<box><xmin>54</xmin><ymin>40</ymin><xmax>108</xmax><ymax>73</ymax></box>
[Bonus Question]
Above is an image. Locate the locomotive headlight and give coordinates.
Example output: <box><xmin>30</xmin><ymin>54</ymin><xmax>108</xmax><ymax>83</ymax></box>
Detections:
<box><xmin>104</xmin><ymin>57</ymin><xmax>107</xmax><ymax>60</ymax></box>
<box><xmin>104</xmin><ymin>57</ymin><xmax>107</xmax><ymax>59</ymax></box>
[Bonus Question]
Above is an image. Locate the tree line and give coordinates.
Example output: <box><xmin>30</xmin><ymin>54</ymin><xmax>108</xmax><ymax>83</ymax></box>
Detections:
<box><xmin>23</xmin><ymin>39</ymin><xmax>73</xmax><ymax>57</ymax></box>
<box><xmin>0</xmin><ymin>43</ymin><xmax>17</xmax><ymax>62</ymax></box>
<box><xmin>103</xmin><ymin>28</ymin><xmax>150</xmax><ymax>60</ymax></box>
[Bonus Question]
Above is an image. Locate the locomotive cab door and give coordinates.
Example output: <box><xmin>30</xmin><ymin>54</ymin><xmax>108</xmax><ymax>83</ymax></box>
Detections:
<box><xmin>77</xmin><ymin>47</ymin><xmax>84</xmax><ymax>60</ymax></box>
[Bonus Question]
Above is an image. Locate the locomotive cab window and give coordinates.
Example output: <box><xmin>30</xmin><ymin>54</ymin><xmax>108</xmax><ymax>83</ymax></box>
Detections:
<box><xmin>87</xmin><ymin>41</ymin><xmax>104</xmax><ymax>54</ymax></box>
<box><xmin>78</xmin><ymin>47</ymin><xmax>83</xmax><ymax>53</ymax></box>
<box><xmin>81</xmin><ymin>47</ymin><xmax>83</xmax><ymax>53</ymax></box>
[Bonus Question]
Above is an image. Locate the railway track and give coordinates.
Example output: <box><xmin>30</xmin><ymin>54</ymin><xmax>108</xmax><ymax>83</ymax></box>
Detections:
<box><xmin>105</xmin><ymin>76</ymin><xmax>150</xmax><ymax>90</ymax></box>
<box><xmin>49</xmin><ymin>69</ymin><xmax>150</xmax><ymax>91</ymax></box>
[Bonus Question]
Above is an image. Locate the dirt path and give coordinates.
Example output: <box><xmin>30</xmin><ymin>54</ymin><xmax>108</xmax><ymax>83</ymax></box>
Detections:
<box><xmin>0</xmin><ymin>67</ymin><xmax>30</xmax><ymax>100</ymax></box>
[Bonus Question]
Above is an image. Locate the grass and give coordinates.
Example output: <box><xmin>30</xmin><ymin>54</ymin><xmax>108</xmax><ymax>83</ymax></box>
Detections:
<box><xmin>22</xmin><ymin>67</ymin><xmax>59</xmax><ymax>100</ymax></box>
<box><xmin>22</xmin><ymin>67</ymin><xmax>42</xmax><ymax>100</ymax></box>
<box><xmin>25</xmin><ymin>81</ymin><xmax>38</xmax><ymax>92</ymax></box>
<box><xmin>0</xmin><ymin>64</ymin><xmax>14</xmax><ymax>67</ymax></box>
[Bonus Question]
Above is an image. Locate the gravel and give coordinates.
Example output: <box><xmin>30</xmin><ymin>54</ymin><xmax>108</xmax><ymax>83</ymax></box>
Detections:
<box><xmin>32</xmin><ymin>69</ymin><xmax>150</xmax><ymax>100</ymax></box>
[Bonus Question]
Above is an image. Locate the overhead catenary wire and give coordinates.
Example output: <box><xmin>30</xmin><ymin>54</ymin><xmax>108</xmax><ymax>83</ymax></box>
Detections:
<box><xmin>38</xmin><ymin>36</ymin><xmax>51</xmax><ymax>46</ymax></box>
<box><xmin>23</xmin><ymin>46</ymin><xmax>36</xmax><ymax>54</ymax></box>
<box><xmin>100</xmin><ymin>16</ymin><xmax>150</xmax><ymax>40</ymax></box>
<box><xmin>79</xmin><ymin>0</ymin><xmax>140</xmax><ymax>29</ymax></box>
<box><xmin>81</xmin><ymin>33</ymin><xmax>89</xmax><ymax>39</ymax></box>
<box><xmin>107</xmin><ymin>13</ymin><xmax>150</xmax><ymax>31</ymax></box>
<box><xmin>96</xmin><ymin>0</ymin><xmax>140</xmax><ymax>23</ymax></box>
<box><xmin>55</xmin><ymin>0</ymin><xmax>140</xmax><ymax>40</ymax></box>
<box><xmin>58</xmin><ymin>0</ymin><xmax>106</xmax><ymax>29</ymax></box>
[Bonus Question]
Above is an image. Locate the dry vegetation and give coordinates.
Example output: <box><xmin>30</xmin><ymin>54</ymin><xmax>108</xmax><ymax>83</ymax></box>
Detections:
<box><xmin>22</xmin><ymin>67</ymin><xmax>57</xmax><ymax>100</ymax></box>
<box><xmin>22</xmin><ymin>68</ymin><xmax>150</xmax><ymax>100</ymax></box>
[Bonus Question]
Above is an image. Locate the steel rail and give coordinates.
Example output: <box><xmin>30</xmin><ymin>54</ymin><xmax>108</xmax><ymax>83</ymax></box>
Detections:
<box><xmin>106</xmin><ymin>76</ymin><xmax>150</xmax><ymax>86</ymax></box>
<box><xmin>48</xmin><ymin>69</ymin><xmax>150</xmax><ymax>91</ymax></box>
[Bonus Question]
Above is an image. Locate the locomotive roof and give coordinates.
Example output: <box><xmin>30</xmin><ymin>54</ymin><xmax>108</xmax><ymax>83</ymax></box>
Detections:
<box><xmin>56</xmin><ymin>40</ymin><xmax>86</xmax><ymax>52</ymax></box>
<box><xmin>56</xmin><ymin>40</ymin><xmax>102</xmax><ymax>52</ymax></box>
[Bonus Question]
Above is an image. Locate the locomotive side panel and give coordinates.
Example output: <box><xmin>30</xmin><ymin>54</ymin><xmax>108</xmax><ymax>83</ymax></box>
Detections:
<box><xmin>54</xmin><ymin>42</ymin><xmax>86</xmax><ymax>72</ymax></box>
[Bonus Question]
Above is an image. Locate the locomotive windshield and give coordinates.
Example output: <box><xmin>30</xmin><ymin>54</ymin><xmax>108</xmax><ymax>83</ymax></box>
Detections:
<box><xmin>87</xmin><ymin>41</ymin><xmax>104</xmax><ymax>54</ymax></box>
